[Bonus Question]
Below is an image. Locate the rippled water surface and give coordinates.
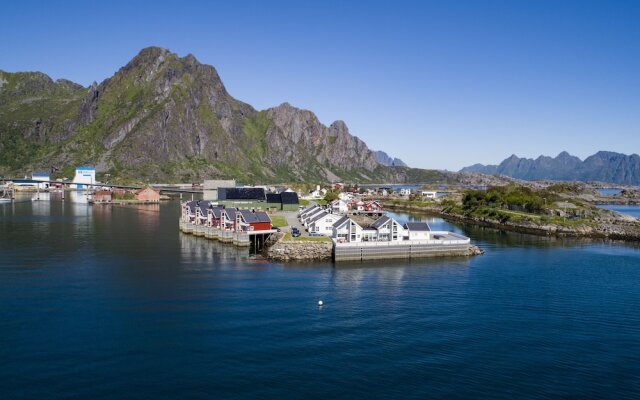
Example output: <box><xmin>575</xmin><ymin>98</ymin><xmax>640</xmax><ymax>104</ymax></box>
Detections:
<box><xmin>1</xmin><ymin>197</ymin><xmax>639</xmax><ymax>399</ymax></box>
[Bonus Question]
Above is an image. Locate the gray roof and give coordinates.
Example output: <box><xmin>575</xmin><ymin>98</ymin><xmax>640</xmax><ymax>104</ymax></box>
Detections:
<box><xmin>308</xmin><ymin>210</ymin><xmax>329</xmax><ymax>224</ymax></box>
<box><xmin>304</xmin><ymin>204</ymin><xmax>320</xmax><ymax>212</ymax></box>
<box><xmin>239</xmin><ymin>209</ymin><xmax>259</xmax><ymax>223</ymax></box>
<box><xmin>209</xmin><ymin>206</ymin><xmax>224</xmax><ymax>218</ymax></box>
<box><xmin>255</xmin><ymin>211</ymin><xmax>271</xmax><ymax>223</ymax></box>
<box><xmin>185</xmin><ymin>200</ymin><xmax>197</xmax><ymax>214</ymax></box>
<box><xmin>332</xmin><ymin>215</ymin><xmax>350</xmax><ymax>228</ymax></box>
<box><xmin>305</xmin><ymin>208</ymin><xmax>325</xmax><ymax>220</ymax></box>
<box><xmin>300</xmin><ymin>205</ymin><xmax>320</xmax><ymax>217</ymax></box>
<box><xmin>403</xmin><ymin>222</ymin><xmax>431</xmax><ymax>231</ymax></box>
<box><xmin>370</xmin><ymin>215</ymin><xmax>391</xmax><ymax>229</ymax></box>
<box><xmin>223</xmin><ymin>207</ymin><xmax>237</xmax><ymax>220</ymax></box>
<box><xmin>197</xmin><ymin>201</ymin><xmax>211</xmax><ymax>215</ymax></box>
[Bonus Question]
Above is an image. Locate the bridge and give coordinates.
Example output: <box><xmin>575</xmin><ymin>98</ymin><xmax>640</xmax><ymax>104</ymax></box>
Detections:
<box><xmin>0</xmin><ymin>178</ymin><xmax>204</xmax><ymax>194</ymax></box>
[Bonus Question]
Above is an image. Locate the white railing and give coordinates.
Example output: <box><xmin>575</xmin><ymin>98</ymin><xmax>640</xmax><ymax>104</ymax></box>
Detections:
<box><xmin>334</xmin><ymin>233</ymin><xmax>470</xmax><ymax>247</ymax></box>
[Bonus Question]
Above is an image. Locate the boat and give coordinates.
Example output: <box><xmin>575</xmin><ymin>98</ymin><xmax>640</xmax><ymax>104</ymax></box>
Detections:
<box><xmin>0</xmin><ymin>198</ymin><xmax>11</xmax><ymax>203</ymax></box>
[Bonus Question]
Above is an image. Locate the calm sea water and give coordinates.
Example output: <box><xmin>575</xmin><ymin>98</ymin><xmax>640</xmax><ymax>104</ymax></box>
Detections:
<box><xmin>599</xmin><ymin>204</ymin><xmax>640</xmax><ymax>219</ymax></box>
<box><xmin>596</xmin><ymin>188</ymin><xmax>623</xmax><ymax>196</ymax></box>
<box><xmin>1</xmin><ymin>195</ymin><xmax>640</xmax><ymax>399</ymax></box>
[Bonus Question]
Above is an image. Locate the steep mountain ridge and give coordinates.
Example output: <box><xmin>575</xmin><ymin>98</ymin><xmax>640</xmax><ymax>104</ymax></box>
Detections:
<box><xmin>0</xmin><ymin>70</ymin><xmax>86</xmax><ymax>168</ymax></box>
<box><xmin>462</xmin><ymin>151</ymin><xmax>640</xmax><ymax>184</ymax></box>
<box><xmin>373</xmin><ymin>150</ymin><xmax>407</xmax><ymax>167</ymax></box>
<box><xmin>0</xmin><ymin>47</ymin><xmax>418</xmax><ymax>183</ymax></box>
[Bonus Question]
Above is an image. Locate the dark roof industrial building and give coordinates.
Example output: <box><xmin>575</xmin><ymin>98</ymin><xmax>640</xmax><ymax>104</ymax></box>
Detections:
<box><xmin>216</xmin><ymin>187</ymin><xmax>299</xmax><ymax>211</ymax></box>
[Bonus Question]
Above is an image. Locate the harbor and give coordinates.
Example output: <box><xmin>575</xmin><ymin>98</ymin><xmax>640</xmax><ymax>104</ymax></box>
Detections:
<box><xmin>2</xmin><ymin>195</ymin><xmax>638</xmax><ymax>400</ymax></box>
<box><xmin>178</xmin><ymin>199</ymin><xmax>277</xmax><ymax>251</ymax></box>
<box><xmin>178</xmin><ymin>195</ymin><xmax>481</xmax><ymax>262</ymax></box>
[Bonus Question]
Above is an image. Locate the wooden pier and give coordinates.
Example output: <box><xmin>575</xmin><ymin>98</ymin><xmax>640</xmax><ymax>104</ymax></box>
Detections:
<box><xmin>179</xmin><ymin>220</ymin><xmax>276</xmax><ymax>251</ymax></box>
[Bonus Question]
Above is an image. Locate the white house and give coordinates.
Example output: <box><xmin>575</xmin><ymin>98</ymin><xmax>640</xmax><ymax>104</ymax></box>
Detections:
<box><xmin>330</xmin><ymin>199</ymin><xmax>349</xmax><ymax>214</ymax></box>
<box><xmin>370</xmin><ymin>215</ymin><xmax>405</xmax><ymax>242</ymax></box>
<box><xmin>338</xmin><ymin>192</ymin><xmax>353</xmax><ymax>201</ymax></box>
<box><xmin>332</xmin><ymin>215</ymin><xmax>364</xmax><ymax>243</ymax></box>
<box><xmin>403</xmin><ymin>222</ymin><xmax>431</xmax><ymax>240</ymax></box>
<box><xmin>399</xmin><ymin>188</ymin><xmax>412</xmax><ymax>197</ymax></box>
<box><xmin>301</xmin><ymin>207</ymin><xmax>326</xmax><ymax>226</ymax></box>
<box><xmin>309</xmin><ymin>185</ymin><xmax>328</xmax><ymax>199</ymax></box>
<box><xmin>421</xmin><ymin>191</ymin><xmax>437</xmax><ymax>199</ymax></box>
<box><xmin>196</xmin><ymin>201</ymin><xmax>211</xmax><ymax>225</ymax></box>
<box><xmin>307</xmin><ymin>211</ymin><xmax>339</xmax><ymax>236</ymax></box>
<box><xmin>72</xmin><ymin>166</ymin><xmax>96</xmax><ymax>189</ymax></box>
<box><xmin>299</xmin><ymin>204</ymin><xmax>319</xmax><ymax>214</ymax></box>
<box><xmin>299</xmin><ymin>205</ymin><xmax>321</xmax><ymax>220</ymax></box>
<box><xmin>32</xmin><ymin>172</ymin><xmax>50</xmax><ymax>189</ymax></box>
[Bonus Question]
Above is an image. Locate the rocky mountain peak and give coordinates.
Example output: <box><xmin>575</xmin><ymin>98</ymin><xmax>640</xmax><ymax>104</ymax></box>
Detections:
<box><xmin>1</xmin><ymin>46</ymin><xmax>422</xmax><ymax>183</ymax></box>
<box><xmin>462</xmin><ymin>151</ymin><xmax>640</xmax><ymax>184</ymax></box>
<box><xmin>329</xmin><ymin>120</ymin><xmax>348</xmax><ymax>133</ymax></box>
<box><xmin>374</xmin><ymin>151</ymin><xmax>407</xmax><ymax>167</ymax></box>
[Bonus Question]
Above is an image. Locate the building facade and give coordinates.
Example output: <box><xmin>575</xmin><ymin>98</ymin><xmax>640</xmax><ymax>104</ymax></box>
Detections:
<box><xmin>72</xmin><ymin>166</ymin><xmax>96</xmax><ymax>189</ymax></box>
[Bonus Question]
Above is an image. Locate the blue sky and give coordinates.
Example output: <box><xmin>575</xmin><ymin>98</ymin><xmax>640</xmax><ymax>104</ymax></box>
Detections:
<box><xmin>1</xmin><ymin>0</ymin><xmax>639</xmax><ymax>170</ymax></box>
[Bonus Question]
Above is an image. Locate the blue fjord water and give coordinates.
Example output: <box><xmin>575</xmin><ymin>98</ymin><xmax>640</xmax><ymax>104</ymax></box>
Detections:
<box><xmin>598</xmin><ymin>204</ymin><xmax>640</xmax><ymax>219</ymax></box>
<box><xmin>1</xmin><ymin>197</ymin><xmax>639</xmax><ymax>399</ymax></box>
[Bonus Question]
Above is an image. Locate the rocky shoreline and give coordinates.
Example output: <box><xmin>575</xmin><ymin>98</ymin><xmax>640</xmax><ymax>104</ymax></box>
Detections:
<box><xmin>263</xmin><ymin>233</ymin><xmax>484</xmax><ymax>263</ymax></box>
<box><xmin>263</xmin><ymin>233</ymin><xmax>333</xmax><ymax>262</ymax></box>
<box><xmin>383</xmin><ymin>202</ymin><xmax>640</xmax><ymax>242</ymax></box>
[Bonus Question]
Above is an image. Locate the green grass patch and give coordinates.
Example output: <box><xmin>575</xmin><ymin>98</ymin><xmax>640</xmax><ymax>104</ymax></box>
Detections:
<box><xmin>283</xmin><ymin>233</ymin><xmax>332</xmax><ymax>242</ymax></box>
<box><xmin>270</xmin><ymin>215</ymin><xmax>288</xmax><ymax>227</ymax></box>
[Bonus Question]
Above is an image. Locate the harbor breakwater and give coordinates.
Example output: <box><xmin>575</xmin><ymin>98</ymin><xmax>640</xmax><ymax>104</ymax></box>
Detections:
<box><xmin>180</xmin><ymin>220</ymin><xmax>483</xmax><ymax>263</ymax></box>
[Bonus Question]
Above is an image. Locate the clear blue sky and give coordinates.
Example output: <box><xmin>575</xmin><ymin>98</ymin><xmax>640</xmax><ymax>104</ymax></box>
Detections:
<box><xmin>1</xmin><ymin>0</ymin><xmax>639</xmax><ymax>170</ymax></box>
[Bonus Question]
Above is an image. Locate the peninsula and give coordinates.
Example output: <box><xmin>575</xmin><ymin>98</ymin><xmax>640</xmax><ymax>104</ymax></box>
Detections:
<box><xmin>376</xmin><ymin>183</ymin><xmax>640</xmax><ymax>241</ymax></box>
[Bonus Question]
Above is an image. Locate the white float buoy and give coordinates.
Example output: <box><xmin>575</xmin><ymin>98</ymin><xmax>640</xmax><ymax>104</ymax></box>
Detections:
<box><xmin>318</xmin><ymin>300</ymin><xmax>324</xmax><ymax>307</ymax></box>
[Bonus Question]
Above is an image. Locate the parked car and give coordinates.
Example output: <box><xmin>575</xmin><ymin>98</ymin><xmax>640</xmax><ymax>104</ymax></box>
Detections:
<box><xmin>291</xmin><ymin>228</ymin><xmax>301</xmax><ymax>237</ymax></box>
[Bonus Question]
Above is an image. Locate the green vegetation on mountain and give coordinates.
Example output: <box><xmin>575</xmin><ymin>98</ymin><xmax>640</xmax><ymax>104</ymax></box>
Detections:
<box><xmin>0</xmin><ymin>71</ymin><xmax>85</xmax><ymax>170</ymax></box>
<box><xmin>1</xmin><ymin>47</ymin><xmax>454</xmax><ymax>184</ymax></box>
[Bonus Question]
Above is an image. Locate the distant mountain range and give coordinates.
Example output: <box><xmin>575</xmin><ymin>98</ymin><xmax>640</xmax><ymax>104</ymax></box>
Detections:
<box><xmin>461</xmin><ymin>151</ymin><xmax>640</xmax><ymax>185</ymax></box>
<box><xmin>0</xmin><ymin>46</ymin><xmax>439</xmax><ymax>184</ymax></box>
<box><xmin>373</xmin><ymin>151</ymin><xmax>407</xmax><ymax>167</ymax></box>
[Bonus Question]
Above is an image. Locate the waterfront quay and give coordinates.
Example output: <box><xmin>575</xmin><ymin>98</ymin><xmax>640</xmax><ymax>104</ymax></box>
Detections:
<box><xmin>179</xmin><ymin>200</ymin><xmax>277</xmax><ymax>250</ymax></box>
<box><xmin>333</xmin><ymin>235</ymin><xmax>478</xmax><ymax>262</ymax></box>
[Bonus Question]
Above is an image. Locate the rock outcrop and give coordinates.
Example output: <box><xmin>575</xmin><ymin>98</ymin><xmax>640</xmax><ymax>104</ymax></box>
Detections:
<box><xmin>374</xmin><ymin>150</ymin><xmax>407</xmax><ymax>167</ymax></box>
<box><xmin>264</xmin><ymin>235</ymin><xmax>333</xmax><ymax>262</ymax></box>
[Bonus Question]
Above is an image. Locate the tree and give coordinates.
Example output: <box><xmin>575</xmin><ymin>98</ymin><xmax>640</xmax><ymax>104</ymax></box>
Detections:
<box><xmin>324</xmin><ymin>191</ymin><xmax>339</xmax><ymax>202</ymax></box>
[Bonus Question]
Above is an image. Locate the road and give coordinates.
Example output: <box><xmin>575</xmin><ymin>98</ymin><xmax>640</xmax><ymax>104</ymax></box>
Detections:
<box><xmin>278</xmin><ymin>210</ymin><xmax>307</xmax><ymax>236</ymax></box>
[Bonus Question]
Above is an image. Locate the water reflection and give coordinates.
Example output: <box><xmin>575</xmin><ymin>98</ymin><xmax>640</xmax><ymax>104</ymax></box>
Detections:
<box><xmin>2</xmin><ymin>199</ymin><xmax>640</xmax><ymax>400</ymax></box>
<box><xmin>179</xmin><ymin>232</ymin><xmax>254</xmax><ymax>267</ymax></box>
